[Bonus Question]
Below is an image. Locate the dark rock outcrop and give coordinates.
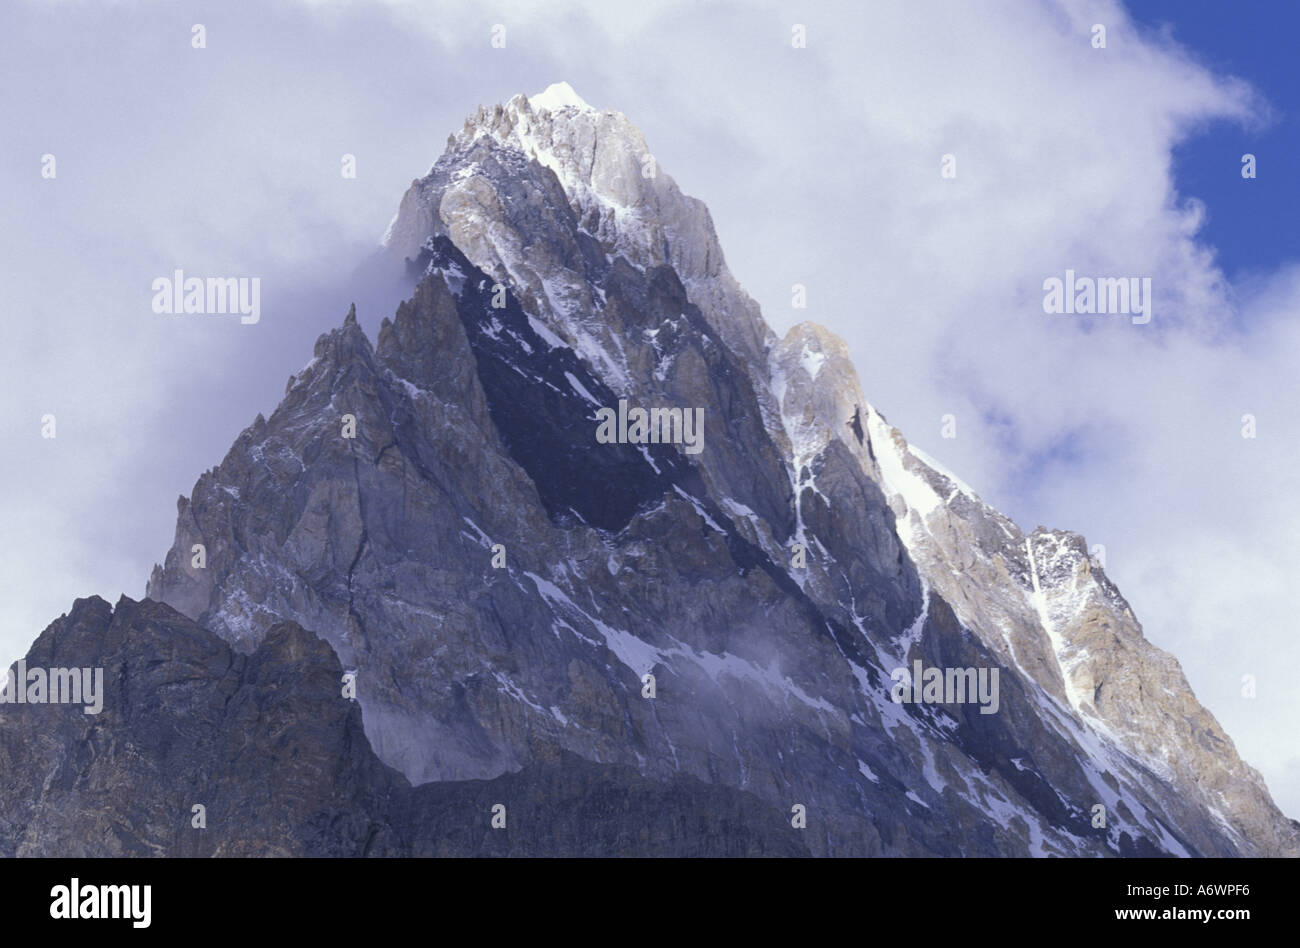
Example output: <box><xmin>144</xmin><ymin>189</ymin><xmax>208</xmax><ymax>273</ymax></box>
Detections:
<box><xmin>0</xmin><ymin>596</ymin><xmax>806</xmax><ymax>857</ymax></box>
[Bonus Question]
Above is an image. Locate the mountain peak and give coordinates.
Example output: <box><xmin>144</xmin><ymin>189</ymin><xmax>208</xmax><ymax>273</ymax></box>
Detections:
<box><xmin>384</xmin><ymin>84</ymin><xmax>776</xmax><ymax>403</ymax></box>
<box><xmin>527</xmin><ymin>81</ymin><xmax>594</xmax><ymax>114</ymax></box>
<box><xmin>143</xmin><ymin>89</ymin><xmax>1300</xmax><ymax>858</ymax></box>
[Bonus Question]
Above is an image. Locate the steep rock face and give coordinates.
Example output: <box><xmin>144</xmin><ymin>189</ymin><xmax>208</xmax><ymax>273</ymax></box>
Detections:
<box><xmin>145</xmin><ymin>251</ymin><xmax>928</xmax><ymax>855</ymax></box>
<box><xmin>0</xmin><ymin>596</ymin><xmax>391</xmax><ymax>857</ymax></box>
<box><xmin>772</xmin><ymin>322</ymin><xmax>1299</xmax><ymax>856</ymax></box>
<box><xmin>135</xmin><ymin>85</ymin><xmax>1299</xmax><ymax>856</ymax></box>
<box><xmin>385</xmin><ymin>84</ymin><xmax>789</xmax><ymax>498</ymax></box>
<box><xmin>1022</xmin><ymin>530</ymin><xmax>1295</xmax><ymax>857</ymax></box>
<box><xmin>0</xmin><ymin>596</ymin><xmax>807</xmax><ymax>857</ymax></box>
<box><xmin>384</xmin><ymin>83</ymin><xmax>775</xmax><ymax>390</ymax></box>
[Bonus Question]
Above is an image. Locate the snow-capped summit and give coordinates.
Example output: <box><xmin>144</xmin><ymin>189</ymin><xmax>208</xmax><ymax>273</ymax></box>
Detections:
<box><xmin>385</xmin><ymin>86</ymin><xmax>777</xmax><ymax>431</ymax></box>
<box><xmin>527</xmin><ymin>80</ymin><xmax>595</xmax><ymax>113</ymax></box>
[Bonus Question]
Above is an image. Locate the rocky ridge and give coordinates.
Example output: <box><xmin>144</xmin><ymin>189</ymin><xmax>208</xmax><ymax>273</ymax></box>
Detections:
<box><xmin>5</xmin><ymin>83</ymin><xmax>1292</xmax><ymax>857</ymax></box>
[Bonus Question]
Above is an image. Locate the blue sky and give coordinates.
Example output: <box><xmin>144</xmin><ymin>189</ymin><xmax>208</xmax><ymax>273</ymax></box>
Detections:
<box><xmin>1130</xmin><ymin>0</ymin><xmax>1299</xmax><ymax>282</ymax></box>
